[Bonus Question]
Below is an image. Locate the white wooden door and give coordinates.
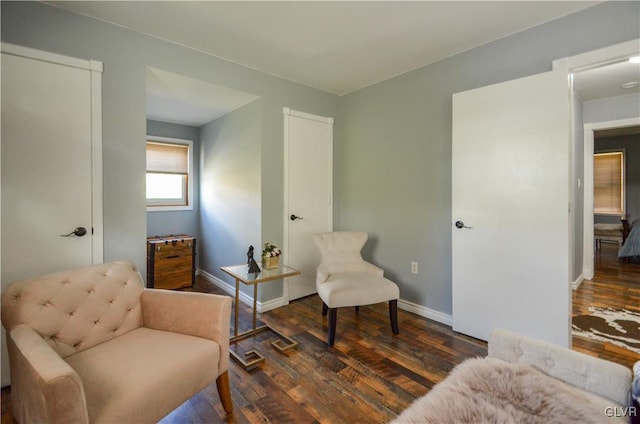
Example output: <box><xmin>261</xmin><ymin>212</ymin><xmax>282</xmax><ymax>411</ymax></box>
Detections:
<box><xmin>284</xmin><ymin>108</ymin><xmax>333</xmax><ymax>301</ymax></box>
<box><xmin>1</xmin><ymin>45</ymin><xmax>103</xmax><ymax>385</ymax></box>
<box><xmin>452</xmin><ymin>69</ymin><xmax>572</xmax><ymax>347</ymax></box>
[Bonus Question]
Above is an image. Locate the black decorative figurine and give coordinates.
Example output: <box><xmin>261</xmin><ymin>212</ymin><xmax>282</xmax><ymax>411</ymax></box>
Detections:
<box><xmin>247</xmin><ymin>245</ymin><xmax>261</xmax><ymax>274</ymax></box>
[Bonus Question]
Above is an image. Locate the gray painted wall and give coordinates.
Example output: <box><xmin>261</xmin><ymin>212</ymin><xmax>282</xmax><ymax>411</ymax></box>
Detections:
<box><xmin>595</xmin><ymin>134</ymin><xmax>640</xmax><ymax>225</ymax></box>
<box><xmin>336</xmin><ymin>2</ymin><xmax>640</xmax><ymax>315</ymax></box>
<box><xmin>146</xmin><ymin>119</ymin><xmax>200</xmax><ymax>240</ymax></box>
<box><xmin>199</xmin><ymin>100</ymin><xmax>264</xmax><ymax>299</ymax></box>
<box><xmin>1</xmin><ymin>1</ymin><xmax>339</xmax><ymax>286</ymax></box>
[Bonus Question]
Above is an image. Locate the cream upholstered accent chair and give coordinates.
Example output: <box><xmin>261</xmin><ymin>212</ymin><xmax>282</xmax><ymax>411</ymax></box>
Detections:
<box><xmin>1</xmin><ymin>261</ymin><xmax>233</xmax><ymax>423</ymax></box>
<box><xmin>312</xmin><ymin>232</ymin><xmax>400</xmax><ymax>346</ymax></box>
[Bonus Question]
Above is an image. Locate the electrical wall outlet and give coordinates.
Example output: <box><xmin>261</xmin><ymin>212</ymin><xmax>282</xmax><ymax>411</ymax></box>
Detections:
<box><xmin>411</xmin><ymin>261</ymin><xmax>418</xmax><ymax>274</ymax></box>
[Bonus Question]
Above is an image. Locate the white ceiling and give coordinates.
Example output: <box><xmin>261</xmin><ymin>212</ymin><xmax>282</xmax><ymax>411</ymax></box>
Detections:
<box><xmin>573</xmin><ymin>59</ymin><xmax>640</xmax><ymax>102</ymax></box>
<box><xmin>147</xmin><ymin>67</ymin><xmax>259</xmax><ymax>126</ymax></box>
<box><xmin>50</xmin><ymin>1</ymin><xmax>601</xmax><ymax>96</ymax></box>
<box><xmin>48</xmin><ymin>1</ymin><xmax>639</xmax><ymax>125</ymax></box>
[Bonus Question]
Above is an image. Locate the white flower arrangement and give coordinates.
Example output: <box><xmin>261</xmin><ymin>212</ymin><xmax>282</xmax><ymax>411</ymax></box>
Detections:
<box><xmin>262</xmin><ymin>242</ymin><xmax>281</xmax><ymax>258</ymax></box>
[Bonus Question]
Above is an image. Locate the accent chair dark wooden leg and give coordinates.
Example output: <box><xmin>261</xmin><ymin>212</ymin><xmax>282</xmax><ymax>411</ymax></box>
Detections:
<box><xmin>322</xmin><ymin>302</ymin><xmax>328</xmax><ymax>316</ymax></box>
<box><xmin>389</xmin><ymin>300</ymin><xmax>399</xmax><ymax>335</ymax></box>
<box><xmin>216</xmin><ymin>371</ymin><xmax>233</xmax><ymax>414</ymax></box>
<box><xmin>328</xmin><ymin>307</ymin><xmax>337</xmax><ymax>346</ymax></box>
<box><xmin>355</xmin><ymin>306</ymin><xmax>360</xmax><ymax>312</ymax></box>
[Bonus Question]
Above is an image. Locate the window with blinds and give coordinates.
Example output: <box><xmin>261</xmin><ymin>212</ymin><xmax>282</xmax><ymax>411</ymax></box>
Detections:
<box><xmin>594</xmin><ymin>151</ymin><xmax>624</xmax><ymax>215</ymax></box>
<box><xmin>146</xmin><ymin>140</ymin><xmax>190</xmax><ymax>207</ymax></box>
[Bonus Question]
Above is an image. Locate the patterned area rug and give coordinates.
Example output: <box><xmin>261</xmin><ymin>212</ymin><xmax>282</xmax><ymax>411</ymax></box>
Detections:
<box><xmin>572</xmin><ymin>307</ymin><xmax>640</xmax><ymax>354</ymax></box>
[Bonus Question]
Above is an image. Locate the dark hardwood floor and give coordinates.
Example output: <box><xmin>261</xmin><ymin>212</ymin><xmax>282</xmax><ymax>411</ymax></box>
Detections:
<box><xmin>2</xmin><ymin>247</ymin><xmax>638</xmax><ymax>423</ymax></box>
<box><xmin>571</xmin><ymin>242</ymin><xmax>640</xmax><ymax>369</ymax></box>
<box><xmin>157</xmin><ymin>278</ymin><xmax>487</xmax><ymax>424</ymax></box>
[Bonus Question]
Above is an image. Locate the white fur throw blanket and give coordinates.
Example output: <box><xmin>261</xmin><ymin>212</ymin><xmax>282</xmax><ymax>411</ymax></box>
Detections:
<box><xmin>392</xmin><ymin>357</ymin><xmax>625</xmax><ymax>424</ymax></box>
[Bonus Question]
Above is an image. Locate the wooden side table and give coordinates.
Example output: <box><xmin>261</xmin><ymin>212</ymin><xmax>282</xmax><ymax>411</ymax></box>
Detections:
<box><xmin>220</xmin><ymin>264</ymin><xmax>300</xmax><ymax>370</ymax></box>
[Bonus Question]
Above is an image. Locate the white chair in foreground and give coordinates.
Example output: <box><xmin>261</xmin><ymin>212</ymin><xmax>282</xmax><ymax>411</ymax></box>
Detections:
<box><xmin>312</xmin><ymin>232</ymin><xmax>400</xmax><ymax>346</ymax></box>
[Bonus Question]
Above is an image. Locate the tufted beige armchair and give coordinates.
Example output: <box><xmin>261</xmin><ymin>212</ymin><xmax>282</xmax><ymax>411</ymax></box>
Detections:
<box><xmin>312</xmin><ymin>232</ymin><xmax>400</xmax><ymax>346</ymax></box>
<box><xmin>1</xmin><ymin>261</ymin><xmax>233</xmax><ymax>423</ymax></box>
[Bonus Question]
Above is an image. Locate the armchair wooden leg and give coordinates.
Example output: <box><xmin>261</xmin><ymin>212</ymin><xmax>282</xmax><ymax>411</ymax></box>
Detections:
<box><xmin>216</xmin><ymin>371</ymin><xmax>233</xmax><ymax>414</ymax></box>
<box><xmin>328</xmin><ymin>307</ymin><xmax>337</xmax><ymax>346</ymax></box>
<box><xmin>355</xmin><ymin>306</ymin><xmax>360</xmax><ymax>312</ymax></box>
<box><xmin>322</xmin><ymin>302</ymin><xmax>328</xmax><ymax>316</ymax></box>
<box><xmin>389</xmin><ymin>300</ymin><xmax>399</xmax><ymax>335</ymax></box>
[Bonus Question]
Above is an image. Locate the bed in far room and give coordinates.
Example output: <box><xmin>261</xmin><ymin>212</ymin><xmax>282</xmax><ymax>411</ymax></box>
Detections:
<box><xmin>618</xmin><ymin>218</ymin><xmax>640</xmax><ymax>259</ymax></box>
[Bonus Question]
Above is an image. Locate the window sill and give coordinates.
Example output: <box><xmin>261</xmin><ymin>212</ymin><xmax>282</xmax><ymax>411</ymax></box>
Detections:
<box><xmin>147</xmin><ymin>205</ymin><xmax>193</xmax><ymax>212</ymax></box>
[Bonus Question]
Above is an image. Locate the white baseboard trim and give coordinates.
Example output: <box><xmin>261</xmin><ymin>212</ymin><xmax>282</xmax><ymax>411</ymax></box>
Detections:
<box><xmin>197</xmin><ymin>268</ymin><xmax>289</xmax><ymax>313</ymax></box>
<box><xmin>571</xmin><ymin>273</ymin><xmax>585</xmax><ymax>290</ymax></box>
<box><xmin>258</xmin><ymin>296</ymin><xmax>290</xmax><ymax>313</ymax></box>
<box><xmin>398</xmin><ymin>299</ymin><xmax>453</xmax><ymax>327</ymax></box>
<box><xmin>198</xmin><ymin>268</ymin><xmax>452</xmax><ymax>324</ymax></box>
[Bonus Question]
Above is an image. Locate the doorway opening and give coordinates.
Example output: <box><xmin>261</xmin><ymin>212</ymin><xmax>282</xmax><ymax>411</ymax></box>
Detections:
<box><xmin>566</xmin><ymin>39</ymin><xmax>639</xmax><ymax>364</ymax></box>
<box><xmin>582</xmin><ymin>119</ymin><xmax>640</xmax><ymax>279</ymax></box>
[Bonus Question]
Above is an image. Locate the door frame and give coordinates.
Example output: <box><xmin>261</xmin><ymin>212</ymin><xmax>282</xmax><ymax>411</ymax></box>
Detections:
<box><xmin>551</xmin><ymin>38</ymin><xmax>639</xmax><ymax>282</ymax></box>
<box><xmin>1</xmin><ymin>42</ymin><xmax>104</xmax><ymax>264</ymax></box>
<box><xmin>282</xmin><ymin>107</ymin><xmax>333</xmax><ymax>302</ymax></box>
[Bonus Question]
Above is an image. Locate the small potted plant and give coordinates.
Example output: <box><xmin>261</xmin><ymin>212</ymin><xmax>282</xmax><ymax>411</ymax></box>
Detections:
<box><xmin>262</xmin><ymin>242</ymin><xmax>281</xmax><ymax>269</ymax></box>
